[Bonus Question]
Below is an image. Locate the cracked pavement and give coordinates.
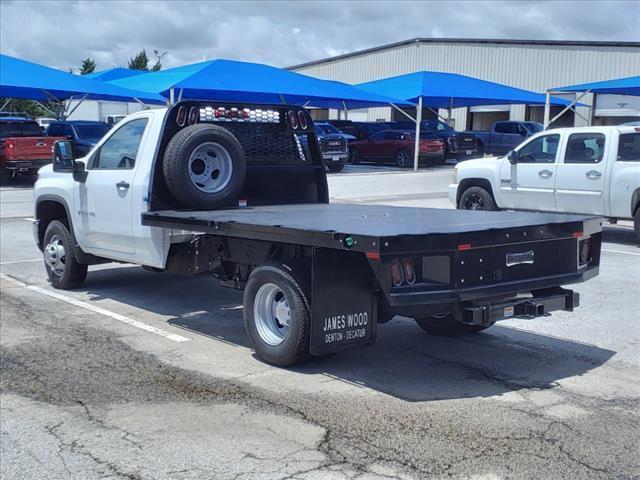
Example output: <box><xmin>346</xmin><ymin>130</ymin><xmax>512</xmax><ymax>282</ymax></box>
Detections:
<box><xmin>1</xmin><ymin>169</ymin><xmax>639</xmax><ymax>479</ymax></box>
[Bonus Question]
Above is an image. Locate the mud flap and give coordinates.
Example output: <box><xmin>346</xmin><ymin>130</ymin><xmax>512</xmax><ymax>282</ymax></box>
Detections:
<box><xmin>310</xmin><ymin>248</ymin><xmax>377</xmax><ymax>356</ymax></box>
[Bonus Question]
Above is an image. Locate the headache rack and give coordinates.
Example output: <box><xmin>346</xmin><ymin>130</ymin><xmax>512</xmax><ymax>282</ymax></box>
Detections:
<box><xmin>149</xmin><ymin>100</ymin><xmax>329</xmax><ymax>211</ymax></box>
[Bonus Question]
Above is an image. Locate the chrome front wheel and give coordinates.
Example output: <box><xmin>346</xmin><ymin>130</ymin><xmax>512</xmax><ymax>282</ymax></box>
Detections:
<box><xmin>44</xmin><ymin>234</ymin><xmax>66</xmax><ymax>277</ymax></box>
<box><xmin>253</xmin><ymin>283</ymin><xmax>291</xmax><ymax>346</ymax></box>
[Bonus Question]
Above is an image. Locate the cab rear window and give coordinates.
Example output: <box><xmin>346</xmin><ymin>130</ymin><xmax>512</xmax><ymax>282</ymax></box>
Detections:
<box><xmin>0</xmin><ymin>121</ymin><xmax>42</xmax><ymax>138</ymax></box>
<box><xmin>618</xmin><ymin>133</ymin><xmax>640</xmax><ymax>161</ymax></box>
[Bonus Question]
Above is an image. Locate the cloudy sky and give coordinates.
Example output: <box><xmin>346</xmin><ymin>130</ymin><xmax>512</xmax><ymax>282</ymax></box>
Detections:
<box><xmin>1</xmin><ymin>0</ymin><xmax>638</xmax><ymax>72</ymax></box>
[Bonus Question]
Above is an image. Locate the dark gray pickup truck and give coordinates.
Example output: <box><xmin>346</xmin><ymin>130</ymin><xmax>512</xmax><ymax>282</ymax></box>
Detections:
<box><xmin>469</xmin><ymin>121</ymin><xmax>543</xmax><ymax>157</ymax></box>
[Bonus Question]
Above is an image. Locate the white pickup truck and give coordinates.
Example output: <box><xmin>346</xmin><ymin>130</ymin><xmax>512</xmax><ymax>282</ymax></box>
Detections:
<box><xmin>33</xmin><ymin>101</ymin><xmax>602</xmax><ymax>366</ymax></box>
<box><xmin>449</xmin><ymin>125</ymin><xmax>640</xmax><ymax>238</ymax></box>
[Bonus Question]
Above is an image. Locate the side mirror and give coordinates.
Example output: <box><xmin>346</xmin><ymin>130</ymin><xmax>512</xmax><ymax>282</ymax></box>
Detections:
<box><xmin>507</xmin><ymin>150</ymin><xmax>518</xmax><ymax>165</ymax></box>
<box><xmin>52</xmin><ymin>140</ymin><xmax>76</xmax><ymax>172</ymax></box>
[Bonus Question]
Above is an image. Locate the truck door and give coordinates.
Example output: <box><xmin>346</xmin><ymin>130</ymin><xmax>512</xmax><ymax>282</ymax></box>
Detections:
<box><xmin>499</xmin><ymin>133</ymin><xmax>560</xmax><ymax>211</ymax></box>
<box><xmin>74</xmin><ymin>117</ymin><xmax>150</xmax><ymax>255</ymax></box>
<box><xmin>554</xmin><ymin>132</ymin><xmax>607</xmax><ymax>215</ymax></box>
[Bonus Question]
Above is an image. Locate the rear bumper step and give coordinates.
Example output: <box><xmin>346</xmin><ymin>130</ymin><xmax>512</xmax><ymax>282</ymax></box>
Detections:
<box><xmin>456</xmin><ymin>287</ymin><xmax>579</xmax><ymax>327</ymax></box>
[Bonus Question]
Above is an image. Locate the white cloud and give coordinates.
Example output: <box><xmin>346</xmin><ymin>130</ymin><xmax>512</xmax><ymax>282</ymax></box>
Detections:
<box><xmin>1</xmin><ymin>0</ymin><xmax>638</xmax><ymax>72</ymax></box>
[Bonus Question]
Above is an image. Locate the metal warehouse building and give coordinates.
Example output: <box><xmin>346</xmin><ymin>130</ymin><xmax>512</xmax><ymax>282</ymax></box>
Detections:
<box><xmin>289</xmin><ymin>38</ymin><xmax>640</xmax><ymax>130</ymax></box>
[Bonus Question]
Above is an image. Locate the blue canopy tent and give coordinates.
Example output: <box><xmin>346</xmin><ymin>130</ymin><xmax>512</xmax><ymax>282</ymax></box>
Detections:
<box><xmin>356</xmin><ymin>71</ymin><xmax>573</xmax><ymax>170</ymax></box>
<box><xmin>0</xmin><ymin>54</ymin><xmax>165</xmax><ymax>118</ymax></box>
<box><xmin>108</xmin><ymin>58</ymin><xmax>410</xmax><ymax>109</ymax></box>
<box><xmin>544</xmin><ymin>75</ymin><xmax>640</xmax><ymax>128</ymax></box>
<box><xmin>84</xmin><ymin>68</ymin><xmax>145</xmax><ymax>82</ymax></box>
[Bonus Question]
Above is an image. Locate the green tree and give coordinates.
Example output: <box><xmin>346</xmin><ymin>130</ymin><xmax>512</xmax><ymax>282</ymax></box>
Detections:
<box><xmin>151</xmin><ymin>49</ymin><xmax>167</xmax><ymax>71</ymax></box>
<box><xmin>128</xmin><ymin>49</ymin><xmax>150</xmax><ymax>71</ymax></box>
<box><xmin>0</xmin><ymin>98</ymin><xmax>60</xmax><ymax>118</ymax></box>
<box><xmin>79</xmin><ymin>58</ymin><xmax>96</xmax><ymax>75</ymax></box>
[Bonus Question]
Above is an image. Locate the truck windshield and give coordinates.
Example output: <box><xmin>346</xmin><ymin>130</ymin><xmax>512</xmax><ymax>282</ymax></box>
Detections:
<box><xmin>0</xmin><ymin>122</ymin><xmax>42</xmax><ymax>138</ymax></box>
<box><xmin>422</xmin><ymin>120</ymin><xmax>453</xmax><ymax>132</ymax></box>
<box><xmin>75</xmin><ymin>124</ymin><xmax>111</xmax><ymax>140</ymax></box>
<box><xmin>315</xmin><ymin>124</ymin><xmax>340</xmax><ymax>135</ymax></box>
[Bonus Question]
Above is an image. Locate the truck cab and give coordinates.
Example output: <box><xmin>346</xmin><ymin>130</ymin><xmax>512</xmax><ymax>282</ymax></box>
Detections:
<box><xmin>450</xmin><ymin>125</ymin><xmax>640</xmax><ymax>237</ymax></box>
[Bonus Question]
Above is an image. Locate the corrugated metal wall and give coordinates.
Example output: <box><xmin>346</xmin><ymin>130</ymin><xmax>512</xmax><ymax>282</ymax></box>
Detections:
<box><xmin>293</xmin><ymin>41</ymin><xmax>640</xmax><ymax>128</ymax></box>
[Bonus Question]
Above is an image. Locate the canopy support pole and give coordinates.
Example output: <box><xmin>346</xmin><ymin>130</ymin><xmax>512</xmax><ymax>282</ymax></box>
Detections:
<box><xmin>279</xmin><ymin>94</ymin><xmax>287</xmax><ymax>105</ymax></box>
<box><xmin>390</xmin><ymin>103</ymin><xmax>416</xmax><ymax>122</ymax></box>
<box><xmin>169</xmin><ymin>88</ymin><xmax>175</xmax><ymax>105</ymax></box>
<box><xmin>35</xmin><ymin>102</ymin><xmax>57</xmax><ymax>117</ymax></box>
<box><xmin>64</xmin><ymin>94</ymin><xmax>89</xmax><ymax>119</ymax></box>
<box><xmin>413</xmin><ymin>96</ymin><xmax>423</xmax><ymax>172</ymax></box>
<box><xmin>0</xmin><ymin>98</ymin><xmax>11</xmax><ymax>111</ymax></box>
<box><xmin>342</xmin><ymin>101</ymin><xmax>348</xmax><ymax>120</ymax></box>
<box><xmin>543</xmin><ymin>91</ymin><xmax>551</xmax><ymax>129</ymax></box>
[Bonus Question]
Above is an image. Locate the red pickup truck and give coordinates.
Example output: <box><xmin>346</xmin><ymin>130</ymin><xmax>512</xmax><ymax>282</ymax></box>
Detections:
<box><xmin>0</xmin><ymin>118</ymin><xmax>65</xmax><ymax>182</ymax></box>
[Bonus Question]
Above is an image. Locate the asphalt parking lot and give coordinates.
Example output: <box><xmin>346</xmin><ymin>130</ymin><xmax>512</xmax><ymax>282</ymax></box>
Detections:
<box><xmin>1</xmin><ymin>165</ymin><xmax>639</xmax><ymax>480</ymax></box>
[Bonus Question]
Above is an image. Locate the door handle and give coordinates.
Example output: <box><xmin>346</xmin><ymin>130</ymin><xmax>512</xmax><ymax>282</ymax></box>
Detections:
<box><xmin>116</xmin><ymin>181</ymin><xmax>130</xmax><ymax>191</ymax></box>
<box><xmin>585</xmin><ymin>170</ymin><xmax>602</xmax><ymax>179</ymax></box>
<box><xmin>538</xmin><ymin>169</ymin><xmax>553</xmax><ymax>179</ymax></box>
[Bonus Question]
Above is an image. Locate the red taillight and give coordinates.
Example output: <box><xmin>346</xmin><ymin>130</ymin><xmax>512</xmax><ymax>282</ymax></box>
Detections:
<box><xmin>188</xmin><ymin>106</ymin><xmax>198</xmax><ymax>125</ymax></box>
<box><xmin>297</xmin><ymin>111</ymin><xmax>308</xmax><ymax>130</ymax></box>
<box><xmin>391</xmin><ymin>259</ymin><xmax>404</xmax><ymax>287</ymax></box>
<box><xmin>288</xmin><ymin>110</ymin><xmax>299</xmax><ymax>130</ymax></box>
<box><xmin>176</xmin><ymin>106</ymin><xmax>187</xmax><ymax>126</ymax></box>
<box><xmin>458</xmin><ymin>243</ymin><xmax>472</xmax><ymax>251</ymax></box>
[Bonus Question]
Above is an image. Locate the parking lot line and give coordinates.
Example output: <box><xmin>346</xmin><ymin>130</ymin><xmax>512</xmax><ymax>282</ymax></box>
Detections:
<box><xmin>0</xmin><ymin>258</ymin><xmax>42</xmax><ymax>265</ymax></box>
<box><xmin>601</xmin><ymin>248</ymin><xmax>640</xmax><ymax>257</ymax></box>
<box><xmin>0</xmin><ymin>274</ymin><xmax>190</xmax><ymax>343</ymax></box>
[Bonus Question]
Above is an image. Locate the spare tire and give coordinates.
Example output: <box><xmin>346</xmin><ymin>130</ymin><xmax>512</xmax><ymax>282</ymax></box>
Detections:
<box><xmin>163</xmin><ymin>124</ymin><xmax>246</xmax><ymax>209</ymax></box>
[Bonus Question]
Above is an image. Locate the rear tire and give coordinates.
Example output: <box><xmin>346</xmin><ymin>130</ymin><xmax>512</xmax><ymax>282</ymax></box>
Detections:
<box><xmin>458</xmin><ymin>186</ymin><xmax>498</xmax><ymax>211</ymax></box>
<box><xmin>395</xmin><ymin>149</ymin><xmax>410</xmax><ymax>168</ymax></box>
<box><xmin>163</xmin><ymin>124</ymin><xmax>246</xmax><ymax>210</ymax></box>
<box><xmin>350</xmin><ymin>148</ymin><xmax>361</xmax><ymax>165</ymax></box>
<box><xmin>243</xmin><ymin>262</ymin><xmax>311</xmax><ymax>367</ymax></box>
<box><xmin>42</xmin><ymin>220</ymin><xmax>87</xmax><ymax>289</ymax></box>
<box><xmin>328</xmin><ymin>164</ymin><xmax>344</xmax><ymax>172</ymax></box>
<box><xmin>415</xmin><ymin>314</ymin><xmax>489</xmax><ymax>336</ymax></box>
<box><xmin>0</xmin><ymin>167</ymin><xmax>11</xmax><ymax>185</ymax></box>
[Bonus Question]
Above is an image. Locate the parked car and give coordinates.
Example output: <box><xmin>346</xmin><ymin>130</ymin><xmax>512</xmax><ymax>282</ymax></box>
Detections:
<box><xmin>467</xmin><ymin>121</ymin><xmax>543</xmax><ymax>157</ymax></box>
<box><xmin>315</xmin><ymin>122</ymin><xmax>356</xmax><ymax>142</ymax></box>
<box><xmin>392</xmin><ymin>120</ymin><xmax>480</xmax><ymax>160</ymax></box>
<box><xmin>348</xmin><ymin>129</ymin><xmax>445</xmax><ymax>167</ymax></box>
<box><xmin>449</xmin><ymin>125</ymin><xmax>640</xmax><ymax>238</ymax></box>
<box><xmin>0</xmin><ymin>117</ymin><xmax>65</xmax><ymax>182</ymax></box>
<box><xmin>314</xmin><ymin>123</ymin><xmax>349</xmax><ymax>172</ymax></box>
<box><xmin>328</xmin><ymin>120</ymin><xmax>394</xmax><ymax>140</ymax></box>
<box><xmin>33</xmin><ymin>100</ymin><xmax>601</xmax><ymax>366</ymax></box>
<box><xmin>47</xmin><ymin>121</ymin><xmax>112</xmax><ymax>157</ymax></box>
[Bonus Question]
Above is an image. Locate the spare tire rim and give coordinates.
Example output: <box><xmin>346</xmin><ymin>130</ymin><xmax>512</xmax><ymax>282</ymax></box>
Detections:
<box><xmin>464</xmin><ymin>193</ymin><xmax>485</xmax><ymax>210</ymax></box>
<box><xmin>188</xmin><ymin>142</ymin><xmax>234</xmax><ymax>193</ymax></box>
<box><xmin>44</xmin><ymin>234</ymin><xmax>66</xmax><ymax>276</ymax></box>
<box><xmin>254</xmin><ymin>283</ymin><xmax>291</xmax><ymax>346</ymax></box>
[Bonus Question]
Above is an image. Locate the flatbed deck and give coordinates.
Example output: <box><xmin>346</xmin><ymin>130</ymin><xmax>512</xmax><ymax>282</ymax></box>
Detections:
<box><xmin>142</xmin><ymin>204</ymin><xmax>598</xmax><ymax>254</ymax></box>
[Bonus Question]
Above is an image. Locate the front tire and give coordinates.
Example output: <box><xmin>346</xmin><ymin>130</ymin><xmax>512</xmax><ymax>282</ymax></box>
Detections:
<box><xmin>328</xmin><ymin>164</ymin><xmax>344</xmax><ymax>173</ymax></box>
<box><xmin>458</xmin><ymin>186</ymin><xmax>498</xmax><ymax>211</ymax></box>
<box><xmin>243</xmin><ymin>262</ymin><xmax>311</xmax><ymax>367</ymax></box>
<box><xmin>415</xmin><ymin>314</ymin><xmax>489</xmax><ymax>336</ymax></box>
<box><xmin>43</xmin><ymin>220</ymin><xmax>87</xmax><ymax>289</ymax></box>
<box><xmin>634</xmin><ymin>208</ymin><xmax>640</xmax><ymax>241</ymax></box>
<box><xmin>395</xmin><ymin>149</ymin><xmax>411</xmax><ymax>168</ymax></box>
<box><xmin>163</xmin><ymin>124</ymin><xmax>247</xmax><ymax>210</ymax></box>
